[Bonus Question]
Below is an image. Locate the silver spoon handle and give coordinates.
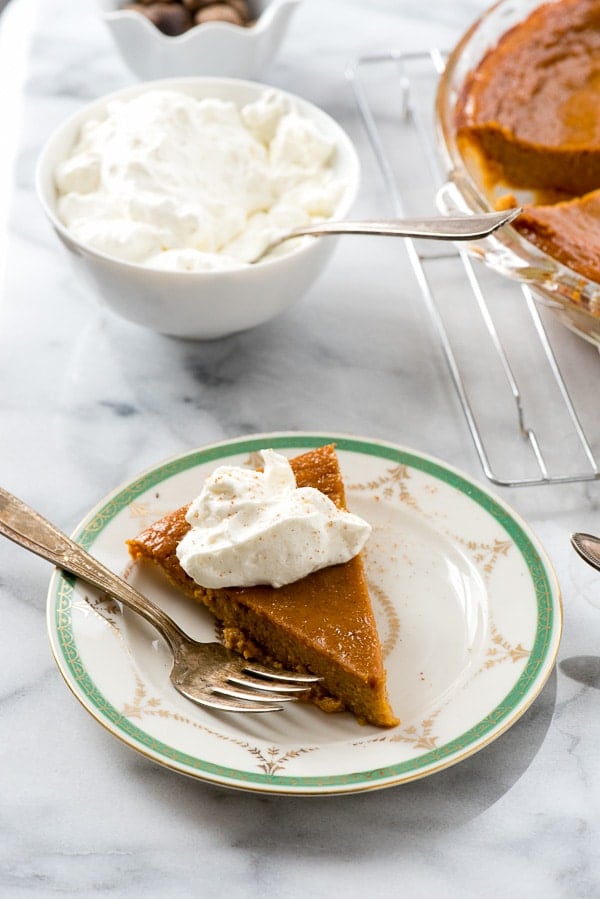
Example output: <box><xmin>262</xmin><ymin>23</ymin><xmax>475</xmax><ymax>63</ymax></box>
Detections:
<box><xmin>0</xmin><ymin>486</ymin><xmax>186</xmax><ymax>650</ymax></box>
<box><xmin>286</xmin><ymin>208</ymin><xmax>521</xmax><ymax>242</ymax></box>
<box><xmin>571</xmin><ymin>532</ymin><xmax>600</xmax><ymax>572</ymax></box>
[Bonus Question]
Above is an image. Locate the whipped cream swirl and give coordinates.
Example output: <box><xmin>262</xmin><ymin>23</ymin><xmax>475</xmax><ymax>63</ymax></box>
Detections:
<box><xmin>176</xmin><ymin>450</ymin><xmax>371</xmax><ymax>589</ymax></box>
<box><xmin>54</xmin><ymin>88</ymin><xmax>345</xmax><ymax>271</ymax></box>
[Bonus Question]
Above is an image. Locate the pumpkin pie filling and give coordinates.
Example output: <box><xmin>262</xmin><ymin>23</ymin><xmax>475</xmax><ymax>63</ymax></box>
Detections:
<box><xmin>127</xmin><ymin>444</ymin><xmax>399</xmax><ymax>728</ymax></box>
<box><xmin>454</xmin><ymin>0</ymin><xmax>600</xmax><ymax>286</ymax></box>
<box><xmin>510</xmin><ymin>188</ymin><xmax>600</xmax><ymax>283</ymax></box>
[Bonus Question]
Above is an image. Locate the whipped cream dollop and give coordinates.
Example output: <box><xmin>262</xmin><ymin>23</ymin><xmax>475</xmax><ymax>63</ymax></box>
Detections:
<box><xmin>176</xmin><ymin>450</ymin><xmax>371</xmax><ymax>589</ymax></box>
<box><xmin>54</xmin><ymin>88</ymin><xmax>346</xmax><ymax>271</ymax></box>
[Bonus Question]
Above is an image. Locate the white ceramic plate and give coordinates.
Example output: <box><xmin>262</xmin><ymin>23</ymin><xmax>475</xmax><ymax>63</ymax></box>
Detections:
<box><xmin>47</xmin><ymin>433</ymin><xmax>562</xmax><ymax>795</ymax></box>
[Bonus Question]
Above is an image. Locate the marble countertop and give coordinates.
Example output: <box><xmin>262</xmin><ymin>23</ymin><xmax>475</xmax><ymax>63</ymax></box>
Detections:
<box><xmin>2</xmin><ymin>0</ymin><xmax>600</xmax><ymax>895</ymax></box>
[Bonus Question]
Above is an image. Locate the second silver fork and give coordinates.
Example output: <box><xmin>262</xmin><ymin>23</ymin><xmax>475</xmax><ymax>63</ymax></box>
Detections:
<box><xmin>0</xmin><ymin>487</ymin><xmax>320</xmax><ymax>713</ymax></box>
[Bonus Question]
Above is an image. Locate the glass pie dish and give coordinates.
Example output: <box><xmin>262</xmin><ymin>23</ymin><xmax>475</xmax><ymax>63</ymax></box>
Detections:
<box><xmin>435</xmin><ymin>0</ymin><xmax>600</xmax><ymax>347</ymax></box>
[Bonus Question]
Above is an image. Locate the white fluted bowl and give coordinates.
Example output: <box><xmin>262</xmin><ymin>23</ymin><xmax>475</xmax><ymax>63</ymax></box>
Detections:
<box><xmin>36</xmin><ymin>77</ymin><xmax>360</xmax><ymax>339</ymax></box>
<box><xmin>98</xmin><ymin>0</ymin><xmax>302</xmax><ymax>80</ymax></box>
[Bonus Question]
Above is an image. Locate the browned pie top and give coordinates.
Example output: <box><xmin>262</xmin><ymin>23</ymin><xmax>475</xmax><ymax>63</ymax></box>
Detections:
<box><xmin>457</xmin><ymin>0</ymin><xmax>600</xmax><ymax>146</ymax></box>
<box><xmin>454</xmin><ymin>0</ymin><xmax>600</xmax><ymax>287</ymax></box>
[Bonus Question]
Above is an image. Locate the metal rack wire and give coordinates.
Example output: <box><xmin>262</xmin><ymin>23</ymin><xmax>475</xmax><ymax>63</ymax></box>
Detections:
<box><xmin>347</xmin><ymin>49</ymin><xmax>600</xmax><ymax>488</ymax></box>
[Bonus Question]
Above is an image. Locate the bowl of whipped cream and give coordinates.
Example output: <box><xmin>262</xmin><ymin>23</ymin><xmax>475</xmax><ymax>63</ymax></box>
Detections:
<box><xmin>97</xmin><ymin>0</ymin><xmax>302</xmax><ymax>80</ymax></box>
<box><xmin>36</xmin><ymin>77</ymin><xmax>360</xmax><ymax>338</ymax></box>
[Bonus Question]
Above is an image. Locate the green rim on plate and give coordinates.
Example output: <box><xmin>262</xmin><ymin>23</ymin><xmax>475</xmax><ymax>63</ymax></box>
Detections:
<box><xmin>49</xmin><ymin>433</ymin><xmax>561</xmax><ymax>792</ymax></box>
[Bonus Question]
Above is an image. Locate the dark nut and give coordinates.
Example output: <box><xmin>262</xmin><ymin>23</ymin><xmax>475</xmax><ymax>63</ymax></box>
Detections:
<box><xmin>184</xmin><ymin>0</ymin><xmax>249</xmax><ymax>16</ymax></box>
<box><xmin>125</xmin><ymin>2</ymin><xmax>193</xmax><ymax>34</ymax></box>
<box><xmin>194</xmin><ymin>3</ymin><xmax>246</xmax><ymax>26</ymax></box>
<box><xmin>181</xmin><ymin>0</ymin><xmax>218</xmax><ymax>13</ymax></box>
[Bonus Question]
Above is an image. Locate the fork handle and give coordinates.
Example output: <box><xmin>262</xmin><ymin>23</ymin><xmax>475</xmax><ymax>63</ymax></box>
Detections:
<box><xmin>0</xmin><ymin>487</ymin><xmax>188</xmax><ymax>652</ymax></box>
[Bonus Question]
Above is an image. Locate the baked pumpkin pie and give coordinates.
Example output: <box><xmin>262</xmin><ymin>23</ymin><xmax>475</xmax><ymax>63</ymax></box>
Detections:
<box><xmin>455</xmin><ymin>0</ymin><xmax>600</xmax><ymax>196</ymax></box>
<box><xmin>127</xmin><ymin>444</ymin><xmax>399</xmax><ymax>728</ymax></box>
<box><xmin>511</xmin><ymin>187</ymin><xmax>600</xmax><ymax>283</ymax></box>
<box><xmin>453</xmin><ymin>0</ymin><xmax>600</xmax><ymax>290</ymax></box>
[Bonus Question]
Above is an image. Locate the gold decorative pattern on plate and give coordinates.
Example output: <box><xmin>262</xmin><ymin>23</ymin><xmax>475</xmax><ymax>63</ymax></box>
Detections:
<box><xmin>367</xmin><ymin>580</ymin><xmax>400</xmax><ymax>658</ymax></box>
<box><xmin>348</xmin><ymin>464</ymin><xmax>423</xmax><ymax>510</ymax></box>
<box><xmin>452</xmin><ymin>536</ymin><xmax>514</xmax><ymax>581</ymax></box>
<box><xmin>483</xmin><ymin>624</ymin><xmax>531</xmax><ymax>670</ymax></box>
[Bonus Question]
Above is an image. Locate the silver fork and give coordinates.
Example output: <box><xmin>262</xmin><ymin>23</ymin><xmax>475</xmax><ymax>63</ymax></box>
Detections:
<box><xmin>254</xmin><ymin>207</ymin><xmax>522</xmax><ymax>261</ymax></box>
<box><xmin>0</xmin><ymin>487</ymin><xmax>320</xmax><ymax>713</ymax></box>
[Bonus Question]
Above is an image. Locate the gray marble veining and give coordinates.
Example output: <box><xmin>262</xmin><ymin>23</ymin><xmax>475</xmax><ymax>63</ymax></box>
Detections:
<box><xmin>2</xmin><ymin>0</ymin><xmax>600</xmax><ymax>896</ymax></box>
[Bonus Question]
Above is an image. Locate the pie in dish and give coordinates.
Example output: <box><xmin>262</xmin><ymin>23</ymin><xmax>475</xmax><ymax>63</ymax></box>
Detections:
<box><xmin>127</xmin><ymin>444</ymin><xmax>399</xmax><ymax>728</ymax></box>
<box><xmin>508</xmin><ymin>188</ymin><xmax>600</xmax><ymax>284</ymax></box>
<box><xmin>454</xmin><ymin>0</ymin><xmax>600</xmax><ymax>286</ymax></box>
<box><xmin>455</xmin><ymin>0</ymin><xmax>600</xmax><ymax>196</ymax></box>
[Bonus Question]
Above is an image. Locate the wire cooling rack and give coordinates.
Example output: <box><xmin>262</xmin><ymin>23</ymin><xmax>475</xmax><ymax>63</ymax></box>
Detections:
<box><xmin>347</xmin><ymin>49</ymin><xmax>600</xmax><ymax>488</ymax></box>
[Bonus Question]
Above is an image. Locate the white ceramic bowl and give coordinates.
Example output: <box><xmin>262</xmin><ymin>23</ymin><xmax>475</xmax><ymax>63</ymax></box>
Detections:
<box><xmin>36</xmin><ymin>77</ymin><xmax>360</xmax><ymax>339</ymax></box>
<box><xmin>97</xmin><ymin>0</ymin><xmax>302</xmax><ymax>80</ymax></box>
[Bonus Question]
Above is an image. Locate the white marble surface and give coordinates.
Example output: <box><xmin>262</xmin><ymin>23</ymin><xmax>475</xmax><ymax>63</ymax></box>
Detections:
<box><xmin>2</xmin><ymin>0</ymin><xmax>600</xmax><ymax>895</ymax></box>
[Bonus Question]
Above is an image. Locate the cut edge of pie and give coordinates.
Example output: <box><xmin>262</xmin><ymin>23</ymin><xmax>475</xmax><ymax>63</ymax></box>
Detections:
<box><xmin>126</xmin><ymin>444</ymin><xmax>399</xmax><ymax>728</ymax></box>
<box><xmin>510</xmin><ymin>187</ymin><xmax>600</xmax><ymax>285</ymax></box>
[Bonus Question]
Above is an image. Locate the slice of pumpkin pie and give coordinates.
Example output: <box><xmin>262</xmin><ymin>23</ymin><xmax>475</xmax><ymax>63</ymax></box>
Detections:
<box><xmin>511</xmin><ymin>188</ymin><xmax>600</xmax><ymax>284</ymax></box>
<box><xmin>127</xmin><ymin>444</ymin><xmax>398</xmax><ymax>728</ymax></box>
